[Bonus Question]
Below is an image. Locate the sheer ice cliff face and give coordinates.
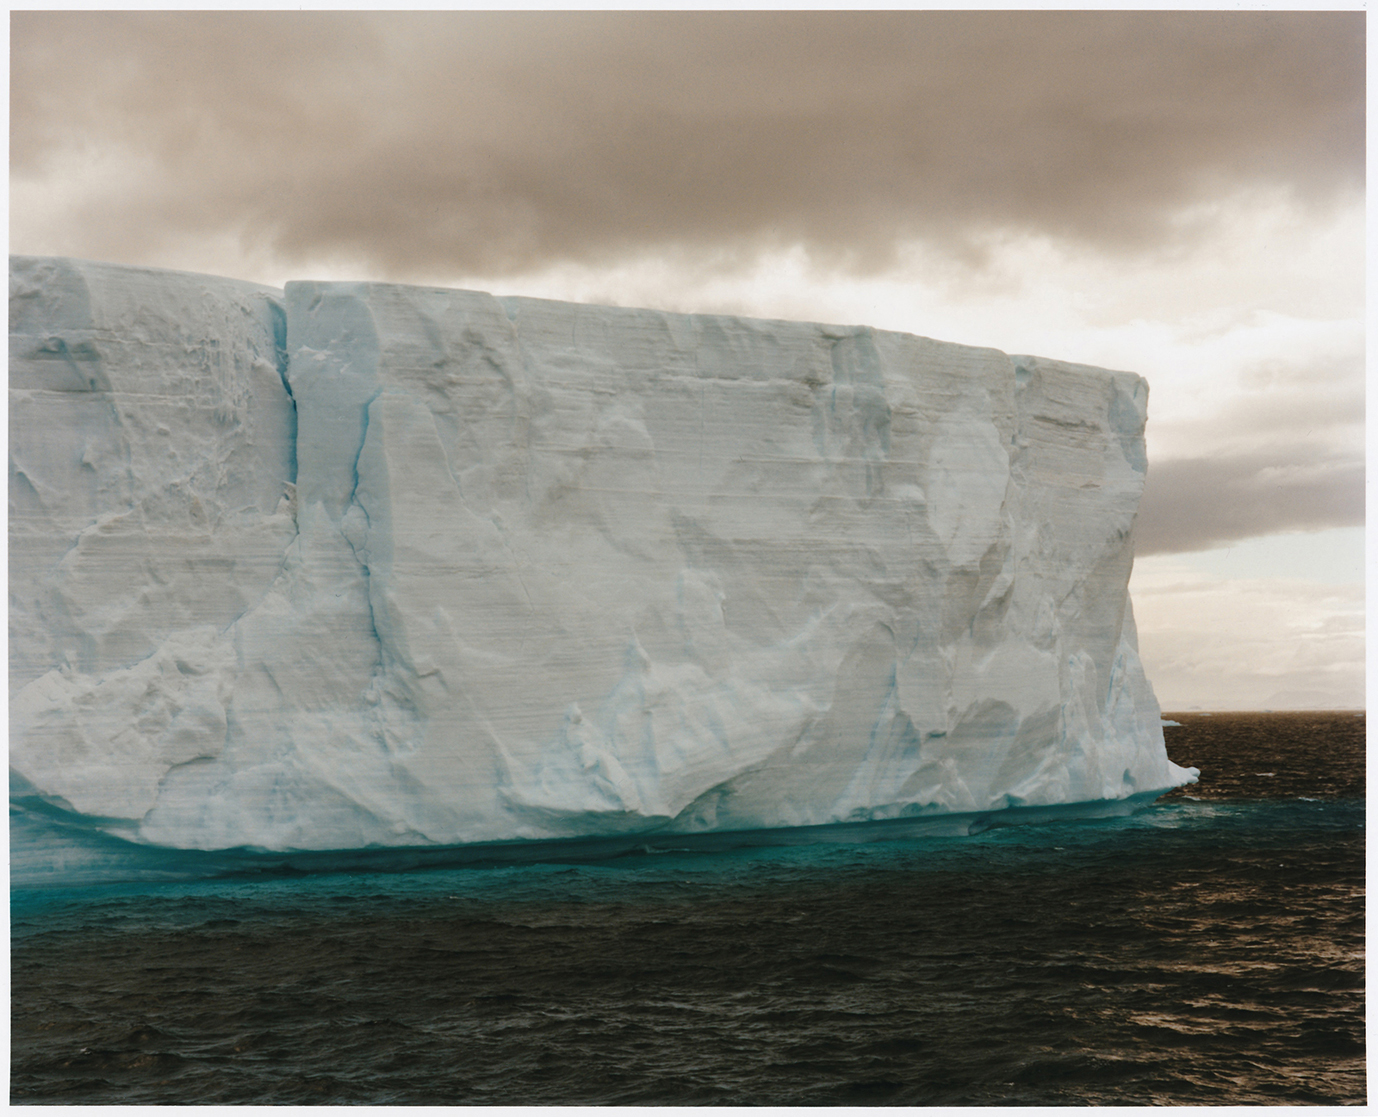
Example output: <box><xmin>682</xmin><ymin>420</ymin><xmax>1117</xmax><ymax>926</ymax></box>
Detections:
<box><xmin>10</xmin><ymin>256</ymin><xmax>1196</xmax><ymax>854</ymax></box>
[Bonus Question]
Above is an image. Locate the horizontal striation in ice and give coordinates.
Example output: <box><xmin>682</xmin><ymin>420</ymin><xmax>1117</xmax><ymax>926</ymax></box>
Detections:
<box><xmin>9</xmin><ymin>257</ymin><xmax>1196</xmax><ymax>862</ymax></box>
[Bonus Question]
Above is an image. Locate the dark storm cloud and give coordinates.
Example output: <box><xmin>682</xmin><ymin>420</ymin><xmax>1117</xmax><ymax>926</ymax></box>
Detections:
<box><xmin>10</xmin><ymin>10</ymin><xmax>1365</xmax><ymax>278</ymax></box>
<box><xmin>1131</xmin><ymin>344</ymin><xmax>1366</xmax><ymax>555</ymax></box>
<box><xmin>1132</xmin><ymin>338</ymin><xmax>1367</xmax><ymax>556</ymax></box>
<box><xmin>1134</xmin><ymin>448</ymin><xmax>1364</xmax><ymax>556</ymax></box>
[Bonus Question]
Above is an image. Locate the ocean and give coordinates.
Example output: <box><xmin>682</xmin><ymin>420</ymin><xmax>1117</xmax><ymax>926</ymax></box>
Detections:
<box><xmin>10</xmin><ymin>710</ymin><xmax>1365</xmax><ymax>1105</ymax></box>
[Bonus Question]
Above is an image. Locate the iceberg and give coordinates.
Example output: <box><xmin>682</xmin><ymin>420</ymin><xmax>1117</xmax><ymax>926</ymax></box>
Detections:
<box><xmin>9</xmin><ymin>256</ymin><xmax>1196</xmax><ymax>869</ymax></box>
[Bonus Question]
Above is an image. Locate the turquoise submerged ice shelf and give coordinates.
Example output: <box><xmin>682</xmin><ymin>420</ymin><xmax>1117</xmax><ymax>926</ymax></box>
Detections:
<box><xmin>9</xmin><ymin>256</ymin><xmax>1195</xmax><ymax>869</ymax></box>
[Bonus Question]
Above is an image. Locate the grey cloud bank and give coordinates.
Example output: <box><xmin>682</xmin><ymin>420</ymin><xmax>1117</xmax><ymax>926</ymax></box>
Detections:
<box><xmin>1135</xmin><ymin>451</ymin><xmax>1364</xmax><ymax>556</ymax></box>
<box><xmin>11</xmin><ymin>12</ymin><xmax>1363</xmax><ymax>277</ymax></box>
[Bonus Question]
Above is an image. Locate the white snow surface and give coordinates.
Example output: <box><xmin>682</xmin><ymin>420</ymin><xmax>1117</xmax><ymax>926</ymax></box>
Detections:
<box><xmin>9</xmin><ymin>257</ymin><xmax>1196</xmax><ymax>852</ymax></box>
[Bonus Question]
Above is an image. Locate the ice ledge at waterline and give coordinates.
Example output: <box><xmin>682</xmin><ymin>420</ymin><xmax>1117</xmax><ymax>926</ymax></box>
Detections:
<box><xmin>9</xmin><ymin>255</ymin><xmax>1197</xmax><ymax>858</ymax></box>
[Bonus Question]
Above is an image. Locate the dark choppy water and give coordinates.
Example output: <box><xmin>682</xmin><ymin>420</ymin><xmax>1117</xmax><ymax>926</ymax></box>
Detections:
<box><xmin>11</xmin><ymin>711</ymin><xmax>1365</xmax><ymax>1104</ymax></box>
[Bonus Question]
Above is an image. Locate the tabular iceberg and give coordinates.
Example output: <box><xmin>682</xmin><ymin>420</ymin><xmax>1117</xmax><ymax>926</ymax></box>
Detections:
<box><xmin>10</xmin><ymin>256</ymin><xmax>1196</xmax><ymax>861</ymax></box>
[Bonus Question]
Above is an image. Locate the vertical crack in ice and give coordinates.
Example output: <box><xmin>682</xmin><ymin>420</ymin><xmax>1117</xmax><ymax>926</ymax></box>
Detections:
<box><xmin>209</xmin><ymin>293</ymin><xmax>303</xmax><ymax>644</ymax></box>
<box><xmin>344</xmin><ymin>393</ymin><xmax>386</xmax><ymax>689</ymax></box>
<box><xmin>269</xmin><ymin>299</ymin><xmax>298</xmax><ymax>486</ymax></box>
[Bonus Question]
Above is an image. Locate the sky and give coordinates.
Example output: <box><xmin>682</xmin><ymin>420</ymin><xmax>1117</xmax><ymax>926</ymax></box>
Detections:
<box><xmin>8</xmin><ymin>9</ymin><xmax>1366</xmax><ymax>710</ymax></box>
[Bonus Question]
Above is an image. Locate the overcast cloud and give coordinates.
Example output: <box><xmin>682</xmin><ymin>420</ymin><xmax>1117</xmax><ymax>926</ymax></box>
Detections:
<box><xmin>1135</xmin><ymin>449</ymin><xmax>1364</xmax><ymax>556</ymax></box>
<box><xmin>11</xmin><ymin>11</ymin><xmax>1363</xmax><ymax>275</ymax></box>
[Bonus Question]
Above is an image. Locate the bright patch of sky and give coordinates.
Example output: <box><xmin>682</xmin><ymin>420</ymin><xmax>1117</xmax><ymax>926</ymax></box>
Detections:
<box><xmin>1140</xmin><ymin>526</ymin><xmax>1365</xmax><ymax>587</ymax></box>
<box><xmin>1129</xmin><ymin>528</ymin><xmax>1365</xmax><ymax>711</ymax></box>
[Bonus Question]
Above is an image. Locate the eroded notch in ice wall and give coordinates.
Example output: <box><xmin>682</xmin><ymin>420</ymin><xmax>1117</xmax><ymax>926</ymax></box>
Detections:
<box><xmin>9</xmin><ymin>257</ymin><xmax>1195</xmax><ymax>853</ymax></box>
